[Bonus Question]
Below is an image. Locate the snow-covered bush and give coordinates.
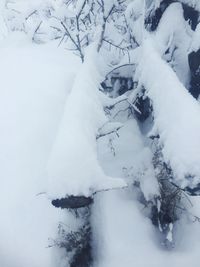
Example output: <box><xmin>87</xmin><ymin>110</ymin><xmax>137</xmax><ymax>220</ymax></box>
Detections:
<box><xmin>2</xmin><ymin>0</ymin><xmax>200</xmax><ymax>266</ymax></box>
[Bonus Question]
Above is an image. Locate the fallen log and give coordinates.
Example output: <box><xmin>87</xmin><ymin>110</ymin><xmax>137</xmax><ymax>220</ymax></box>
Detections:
<box><xmin>52</xmin><ymin>195</ymin><xmax>93</xmax><ymax>209</ymax></box>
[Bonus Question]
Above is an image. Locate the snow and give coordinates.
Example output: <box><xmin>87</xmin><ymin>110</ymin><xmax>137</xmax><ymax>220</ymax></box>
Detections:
<box><xmin>98</xmin><ymin>83</ymin><xmax>160</xmax><ymax>199</ymax></box>
<box><xmin>47</xmin><ymin>44</ymin><xmax>126</xmax><ymax>198</ymax></box>
<box><xmin>74</xmin><ymin>0</ymin><xmax>86</xmax><ymax>16</ymax></box>
<box><xmin>93</xmin><ymin>87</ymin><xmax>200</xmax><ymax>267</ymax></box>
<box><xmin>92</xmin><ymin>190</ymin><xmax>158</xmax><ymax>267</ymax></box>
<box><xmin>104</xmin><ymin>1</ymin><xmax>119</xmax><ymax>18</ymax></box>
<box><xmin>92</xmin><ymin>188</ymin><xmax>200</xmax><ymax>267</ymax></box>
<box><xmin>125</xmin><ymin>0</ymin><xmax>145</xmax><ymax>45</ymax></box>
<box><xmin>1</xmin><ymin>1</ymin><xmax>200</xmax><ymax>267</ymax></box>
<box><xmin>0</xmin><ymin>32</ymin><xmax>80</xmax><ymax>267</ymax></box>
<box><xmin>190</xmin><ymin>22</ymin><xmax>200</xmax><ymax>52</ymax></box>
<box><xmin>0</xmin><ymin>1</ymin><xmax>8</xmax><ymax>41</ymax></box>
<box><xmin>149</xmin><ymin>0</ymin><xmax>200</xmax><ymax>12</ymax></box>
<box><xmin>6</xmin><ymin>0</ymin><xmax>51</xmax><ymax>13</ymax></box>
<box><xmin>146</xmin><ymin>0</ymin><xmax>161</xmax><ymax>14</ymax></box>
<box><xmin>97</xmin><ymin>122</ymin><xmax>123</xmax><ymax>139</ymax></box>
<box><xmin>135</xmin><ymin>38</ymin><xmax>200</xmax><ymax>187</ymax></box>
<box><xmin>179</xmin><ymin>0</ymin><xmax>200</xmax><ymax>11</ymax></box>
<box><xmin>154</xmin><ymin>3</ymin><xmax>191</xmax><ymax>87</ymax></box>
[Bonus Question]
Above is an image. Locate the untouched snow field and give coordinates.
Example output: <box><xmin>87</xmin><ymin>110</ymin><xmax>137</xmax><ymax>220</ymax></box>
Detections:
<box><xmin>0</xmin><ymin>33</ymin><xmax>80</xmax><ymax>267</ymax></box>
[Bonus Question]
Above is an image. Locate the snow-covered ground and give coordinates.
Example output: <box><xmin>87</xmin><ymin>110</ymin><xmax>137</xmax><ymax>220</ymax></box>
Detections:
<box><xmin>1</xmin><ymin>3</ymin><xmax>200</xmax><ymax>265</ymax></box>
<box><xmin>93</xmin><ymin>111</ymin><xmax>200</xmax><ymax>267</ymax></box>
<box><xmin>0</xmin><ymin>32</ymin><xmax>80</xmax><ymax>267</ymax></box>
<box><xmin>93</xmin><ymin>189</ymin><xmax>200</xmax><ymax>267</ymax></box>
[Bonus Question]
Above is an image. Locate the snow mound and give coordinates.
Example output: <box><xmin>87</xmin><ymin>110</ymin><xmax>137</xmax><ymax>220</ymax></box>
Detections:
<box><xmin>136</xmin><ymin>38</ymin><xmax>200</xmax><ymax>187</ymax></box>
<box><xmin>47</xmin><ymin>45</ymin><xmax>126</xmax><ymax>198</ymax></box>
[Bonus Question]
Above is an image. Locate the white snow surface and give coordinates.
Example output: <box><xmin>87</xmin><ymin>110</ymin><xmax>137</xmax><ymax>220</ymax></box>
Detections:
<box><xmin>125</xmin><ymin>0</ymin><xmax>145</xmax><ymax>45</ymax></box>
<box><xmin>190</xmin><ymin>22</ymin><xmax>200</xmax><ymax>52</ymax></box>
<box><xmin>94</xmin><ymin>105</ymin><xmax>200</xmax><ymax>267</ymax></box>
<box><xmin>154</xmin><ymin>0</ymin><xmax>200</xmax><ymax>11</ymax></box>
<box><xmin>154</xmin><ymin>3</ymin><xmax>191</xmax><ymax>87</ymax></box>
<box><xmin>0</xmin><ymin>32</ymin><xmax>80</xmax><ymax>267</ymax></box>
<box><xmin>47</xmin><ymin>44</ymin><xmax>126</xmax><ymax>198</ymax></box>
<box><xmin>92</xmin><ymin>189</ymin><xmax>200</xmax><ymax>267</ymax></box>
<box><xmin>1</xmin><ymin>3</ymin><xmax>200</xmax><ymax>266</ymax></box>
<box><xmin>97</xmin><ymin>116</ymin><xmax>159</xmax><ymax>200</ymax></box>
<box><xmin>136</xmin><ymin>38</ymin><xmax>200</xmax><ymax>187</ymax></box>
<box><xmin>179</xmin><ymin>0</ymin><xmax>200</xmax><ymax>11</ymax></box>
<box><xmin>0</xmin><ymin>1</ymin><xmax>8</xmax><ymax>41</ymax></box>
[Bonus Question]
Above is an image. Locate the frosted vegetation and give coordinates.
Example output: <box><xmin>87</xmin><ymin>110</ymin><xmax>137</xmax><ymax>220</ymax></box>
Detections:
<box><xmin>1</xmin><ymin>0</ymin><xmax>200</xmax><ymax>267</ymax></box>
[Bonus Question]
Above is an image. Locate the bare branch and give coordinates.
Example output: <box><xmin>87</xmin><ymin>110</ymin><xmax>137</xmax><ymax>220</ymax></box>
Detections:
<box><xmin>60</xmin><ymin>21</ymin><xmax>84</xmax><ymax>62</ymax></box>
<box><xmin>96</xmin><ymin>122</ymin><xmax>123</xmax><ymax>139</ymax></box>
<box><xmin>26</xmin><ymin>10</ymin><xmax>37</xmax><ymax>20</ymax></box>
<box><xmin>32</xmin><ymin>21</ymin><xmax>43</xmax><ymax>41</ymax></box>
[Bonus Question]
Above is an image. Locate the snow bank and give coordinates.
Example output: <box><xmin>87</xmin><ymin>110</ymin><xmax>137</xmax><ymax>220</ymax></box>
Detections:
<box><xmin>136</xmin><ymin>38</ymin><xmax>200</xmax><ymax>187</ymax></box>
<box><xmin>0</xmin><ymin>32</ymin><xmax>80</xmax><ymax>267</ymax></box>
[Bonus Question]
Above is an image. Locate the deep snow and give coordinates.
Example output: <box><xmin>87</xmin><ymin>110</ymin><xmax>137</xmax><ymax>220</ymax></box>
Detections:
<box><xmin>1</xmin><ymin>3</ymin><xmax>200</xmax><ymax>266</ymax></box>
<box><xmin>93</xmin><ymin>105</ymin><xmax>200</xmax><ymax>267</ymax></box>
<box><xmin>0</xmin><ymin>32</ymin><xmax>80</xmax><ymax>267</ymax></box>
